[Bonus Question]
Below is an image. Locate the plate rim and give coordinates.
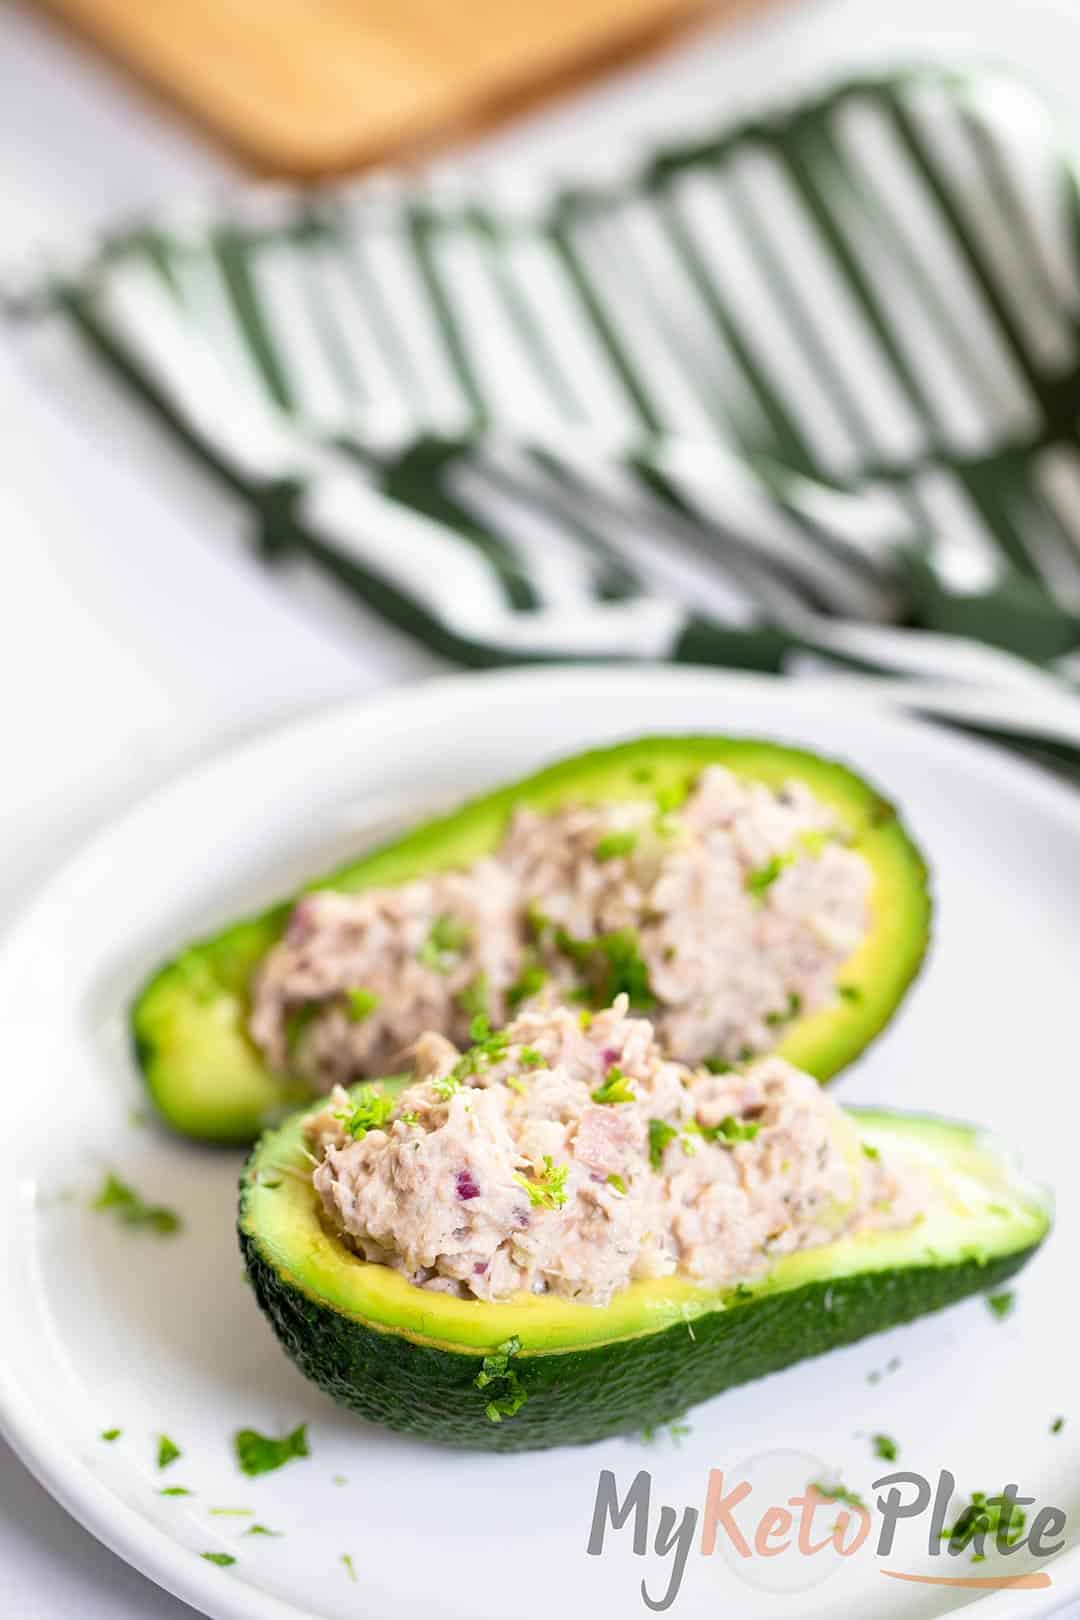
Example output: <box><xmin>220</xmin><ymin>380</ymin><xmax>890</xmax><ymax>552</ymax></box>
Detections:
<box><xmin>2</xmin><ymin>661</ymin><xmax>1078</xmax><ymax>1620</ymax></box>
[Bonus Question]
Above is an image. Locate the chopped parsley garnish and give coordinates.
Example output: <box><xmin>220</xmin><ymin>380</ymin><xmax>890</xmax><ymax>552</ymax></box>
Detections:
<box><xmin>234</xmin><ymin>1423</ymin><xmax>309</xmax><ymax>1477</ymax></box>
<box><xmin>705</xmin><ymin>1116</ymin><xmax>761</xmax><ymax>1145</ymax></box>
<box><xmin>809</xmin><ymin>1480</ymin><xmax>866</xmax><ymax>1510</ymax></box>
<box><xmin>474</xmin><ymin>1336</ymin><xmax>528</xmax><ymax>1423</ymax></box>
<box><xmin>594</xmin><ymin>830</ymin><xmax>638</xmax><ymax>862</ymax></box>
<box><xmin>209</xmin><ymin>1507</ymin><xmax>253</xmax><ymax>1517</ymax></box>
<box><xmin>418</xmin><ymin>913</ymin><xmax>470</xmax><ymax>973</ymax></box>
<box><xmin>606</xmin><ymin>1173</ymin><xmax>628</xmax><ymax>1197</ymax></box>
<box><xmin>986</xmin><ymin>1290</ymin><xmax>1016</xmax><ymax>1320</ymax></box>
<box><xmin>515</xmin><ymin>1156</ymin><xmax>568</xmax><ymax>1210</ymax></box>
<box><xmin>523</xmin><ymin>901</ymin><xmax>550</xmax><ymax>938</ymax></box>
<box><xmin>655</xmin><ymin>781</ymin><xmax>690</xmax><ymax>814</ymax></box>
<box><xmin>861</xmin><ymin>1142</ymin><xmax>880</xmax><ymax>1161</ymax></box>
<box><xmin>702</xmin><ymin>1057</ymin><xmax>732</xmax><ymax>1074</ymax></box>
<box><xmin>455</xmin><ymin>975</ymin><xmax>490</xmax><ymax>1019</ymax></box>
<box><xmin>554</xmin><ymin>927</ymin><xmax>655</xmax><ymax>1011</ymax></box>
<box><xmin>100</xmin><ymin>1428</ymin><xmax>122</xmax><ymax>1442</ymax></box>
<box><xmin>765</xmin><ymin>991</ymin><xmax>803</xmax><ymax>1028</ymax></box>
<box><xmin>873</xmin><ymin>1434</ymin><xmax>898</xmax><ymax>1462</ymax></box>
<box><xmin>837</xmin><ymin>984</ymin><xmax>862</xmax><ymax>1003</ymax></box>
<box><xmin>284</xmin><ymin>1002</ymin><xmax>319</xmax><ymax>1057</ymax></box>
<box><xmin>641</xmin><ymin>1417</ymin><xmax>692</xmax><ymax>1445</ymax></box>
<box><xmin>591</xmin><ymin>1066</ymin><xmax>636</xmax><ymax>1105</ymax></box>
<box><xmin>158</xmin><ymin>1486</ymin><xmax>192</xmax><ymax>1496</ymax></box>
<box><xmin>649</xmin><ymin>1119</ymin><xmax>679</xmax><ymax>1170</ymax></box>
<box><xmin>941</xmin><ymin>1490</ymin><xmax>1026</xmax><ymax>1558</ymax></box>
<box><xmin>504</xmin><ymin>1076</ymin><xmax>527</xmax><ymax>1096</ymax></box>
<box><xmin>201</xmin><ymin>1553</ymin><xmax>236</xmax><ymax>1568</ymax></box>
<box><xmin>1052</xmin><ymin>1416</ymin><xmax>1066</xmax><ymax>1434</ymax></box>
<box><xmin>578</xmin><ymin>1009</ymin><xmax>593</xmax><ymax>1030</ymax></box>
<box><xmin>443</xmin><ymin>1015</ymin><xmax>511</xmax><ymax>1089</ymax></box>
<box><xmin>342</xmin><ymin>1554</ymin><xmax>358</xmax><ymax>1583</ymax></box>
<box><xmin>337</xmin><ymin>1085</ymin><xmax>395</xmax><ymax>1139</ymax></box>
<box><xmin>399</xmin><ymin>1111</ymin><xmax>421</xmax><ymax>1126</ymax></box>
<box><xmin>157</xmin><ymin>1435</ymin><xmax>182</xmax><ymax>1470</ymax></box>
<box><xmin>245</xmin><ymin>1524</ymin><xmax>282</xmax><ymax>1537</ymax></box>
<box><xmin>93</xmin><ymin>1173</ymin><xmax>181</xmax><ymax>1237</ymax></box>
<box><xmin>344</xmin><ymin>987</ymin><xmax>379</xmax><ymax>1022</ymax></box>
<box><xmin>745</xmin><ymin>852</ymin><xmax>794</xmax><ymax>900</ymax></box>
<box><xmin>518</xmin><ymin>1047</ymin><xmax>546</xmax><ymax>1069</ymax></box>
<box><xmin>506</xmin><ymin>963</ymin><xmax>547</xmax><ymax>1012</ymax></box>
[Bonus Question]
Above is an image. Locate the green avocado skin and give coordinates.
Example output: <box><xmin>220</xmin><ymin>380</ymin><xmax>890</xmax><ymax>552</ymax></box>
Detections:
<box><xmin>238</xmin><ymin>1230</ymin><xmax>1036</xmax><ymax>1452</ymax></box>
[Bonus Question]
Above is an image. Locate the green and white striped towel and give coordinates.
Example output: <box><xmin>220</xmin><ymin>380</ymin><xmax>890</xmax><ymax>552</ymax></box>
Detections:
<box><xmin>10</xmin><ymin>65</ymin><xmax>1080</xmax><ymax>773</ymax></box>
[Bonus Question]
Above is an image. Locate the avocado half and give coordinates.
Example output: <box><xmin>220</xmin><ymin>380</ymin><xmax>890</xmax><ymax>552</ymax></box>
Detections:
<box><xmin>134</xmin><ymin>736</ymin><xmax>931</xmax><ymax>1143</ymax></box>
<box><xmin>238</xmin><ymin>1083</ymin><xmax>1049</xmax><ymax>1451</ymax></box>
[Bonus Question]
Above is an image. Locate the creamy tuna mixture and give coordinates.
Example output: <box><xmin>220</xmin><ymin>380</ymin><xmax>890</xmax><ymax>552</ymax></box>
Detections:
<box><xmin>302</xmin><ymin>997</ymin><xmax>921</xmax><ymax>1307</ymax></box>
<box><xmin>252</xmin><ymin>766</ymin><xmax>872</xmax><ymax>1089</ymax></box>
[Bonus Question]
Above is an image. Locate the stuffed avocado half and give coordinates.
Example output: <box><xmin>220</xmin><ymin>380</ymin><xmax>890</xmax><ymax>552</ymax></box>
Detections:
<box><xmin>134</xmin><ymin>735</ymin><xmax>931</xmax><ymax>1143</ymax></box>
<box><xmin>239</xmin><ymin>1063</ymin><xmax>1049</xmax><ymax>1453</ymax></box>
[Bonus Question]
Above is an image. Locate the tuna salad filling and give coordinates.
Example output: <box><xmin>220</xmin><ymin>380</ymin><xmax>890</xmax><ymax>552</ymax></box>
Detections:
<box><xmin>252</xmin><ymin>767</ymin><xmax>873</xmax><ymax>1088</ymax></box>
<box><xmin>302</xmin><ymin>997</ymin><xmax>922</xmax><ymax>1308</ymax></box>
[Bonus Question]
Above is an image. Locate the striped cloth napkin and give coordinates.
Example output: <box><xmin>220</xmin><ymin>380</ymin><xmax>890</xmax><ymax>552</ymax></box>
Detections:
<box><xmin>10</xmin><ymin>65</ymin><xmax>1080</xmax><ymax>773</ymax></box>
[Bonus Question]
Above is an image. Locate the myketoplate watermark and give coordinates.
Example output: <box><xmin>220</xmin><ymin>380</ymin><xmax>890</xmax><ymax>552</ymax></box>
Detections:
<box><xmin>586</xmin><ymin>1449</ymin><xmax>1065</xmax><ymax>1609</ymax></box>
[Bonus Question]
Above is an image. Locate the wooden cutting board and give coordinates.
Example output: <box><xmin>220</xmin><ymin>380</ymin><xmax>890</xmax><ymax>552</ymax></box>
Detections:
<box><xmin>39</xmin><ymin>0</ymin><xmax>774</xmax><ymax>177</ymax></box>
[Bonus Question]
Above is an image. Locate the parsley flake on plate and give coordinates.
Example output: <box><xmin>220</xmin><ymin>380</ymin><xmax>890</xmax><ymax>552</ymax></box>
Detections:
<box><xmin>809</xmin><ymin>1480</ymin><xmax>866</xmax><ymax>1510</ymax></box>
<box><xmin>93</xmin><ymin>1173</ymin><xmax>181</xmax><ymax>1237</ymax></box>
<box><xmin>234</xmin><ymin>1423</ymin><xmax>309</xmax><ymax>1477</ymax></box>
<box><xmin>157</xmin><ymin>1435</ymin><xmax>182</xmax><ymax>1470</ymax></box>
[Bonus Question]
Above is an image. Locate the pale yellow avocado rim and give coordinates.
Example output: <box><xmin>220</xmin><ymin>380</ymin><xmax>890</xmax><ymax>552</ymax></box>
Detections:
<box><xmin>241</xmin><ymin>1105</ymin><xmax>1050</xmax><ymax>1358</ymax></box>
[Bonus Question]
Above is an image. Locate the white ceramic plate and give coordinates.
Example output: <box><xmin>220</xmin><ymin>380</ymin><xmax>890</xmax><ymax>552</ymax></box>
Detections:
<box><xmin>1</xmin><ymin>666</ymin><xmax>1078</xmax><ymax>1620</ymax></box>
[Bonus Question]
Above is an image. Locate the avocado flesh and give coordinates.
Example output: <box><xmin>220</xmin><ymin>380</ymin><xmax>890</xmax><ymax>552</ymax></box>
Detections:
<box><xmin>134</xmin><ymin>735</ymin><xmax>931</xmax><ymax>1143</ymax></box>
<box><xmin>238</xmin><ymin>1087</ymin><xmax>1048</xmax><ymax>1452</ymax></box>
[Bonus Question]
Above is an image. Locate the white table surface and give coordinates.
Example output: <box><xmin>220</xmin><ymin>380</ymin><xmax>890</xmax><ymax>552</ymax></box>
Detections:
<box><xmin>2</xmin><ymin>0</ymin><xmax>1079</xmax><ymax>1614</ymax></box>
